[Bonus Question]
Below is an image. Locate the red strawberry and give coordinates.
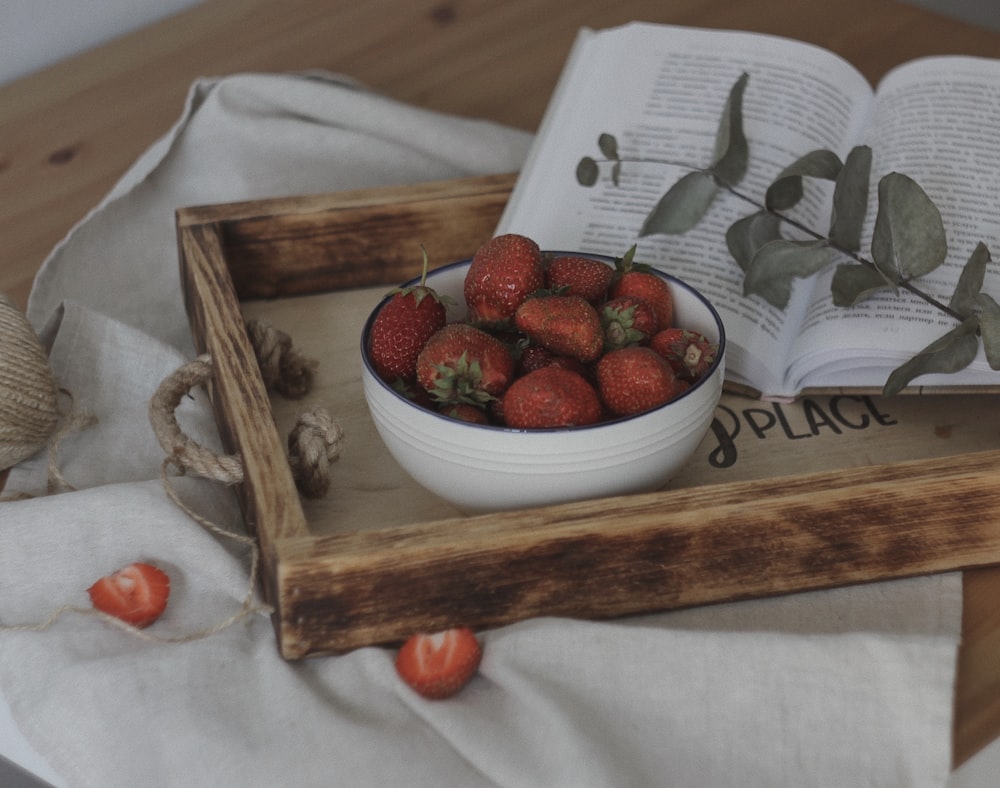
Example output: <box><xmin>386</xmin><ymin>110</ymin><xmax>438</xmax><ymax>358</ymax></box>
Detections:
<box><xmin>464</xmin><ymin>234</ymin><xmax>545</xmax><ymax>327</ymax></box>
<box><xmin>88</xmin><ymin>562</ymin><xmax>170</xmax><ymax>628</ymax></box>
<box><xmin>650</xmin><ymin>328</ymin><xmax>719</xmax><ymax>382</ymax></box>
<box><xmin>395</xmin><ymin>627</ymin><xmax>483</xmax><ymax>699</ymax></box>
<box><xmin>600</xmin><ymin>295</ymin><xmax>659</xmax><ymax>350</ymax></box>
<box><xmin>391</xmin><ymin>378</ymin><xmax>437</xmax><ymax>410</ymax></box>
<box><xmin>369</xmin><ymin>247</ymin><xmax>450</xmax><ymax>382</ymax></box>
<box><xmin>439</xmin><ymin>402</ymin><xmax>491</xmax><ymax>425</ymax></box>
<box><xmin>595</xmin><ymin>346</ymin><xmax>682</xmax><ymax>417</ymax></box>
<box><xmin>416</xmin><ymin>322</ymin><xmax>515</xmax><ymax>405</ymax></box>
<box><xmin>517</xmin><ymin>345</ymin><xmax>589</xmax><ymax>378</ymax></box>
<box><xmin>513</xmin><ymin>294</ymin><xmax>603</xmax><ymax>363</ymax></box>
<box><xmin>501</xmin><ymin>367</ymin><xmax>603</xmax><ymax>429</ymax></box>
<box><xmin>545</xmin><ymin>255</ymin><xmax>614</xmax><ymax>304</ymax></box>
<box><xmin>611</xmin><ymin>246</ymin><xmax>675</xmax><ymax>330</ymax></box>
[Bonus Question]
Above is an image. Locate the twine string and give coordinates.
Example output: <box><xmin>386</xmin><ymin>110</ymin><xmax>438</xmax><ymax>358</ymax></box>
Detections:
<box><xmin>2</xmin><ymin>317</ymin><xmax>342</xmax><ymax>642</ymax></box>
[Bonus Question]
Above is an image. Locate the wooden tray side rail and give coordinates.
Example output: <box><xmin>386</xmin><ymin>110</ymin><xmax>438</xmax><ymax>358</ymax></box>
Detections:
<box><xmin>277</xmin><ymin>450</ymin><xmax>1000</xmax><ymax>655</ymax></box>
<box><xmin>176</xmin><ymin>174</ymin><xmax>1000</xmax><ymax>661</ymax></box>
<box><xmin>177</xmin><ymin>218</ymin><xmax>313</xmax><ymax>641</ymax></box>
<box><xmin>181</xmin><ymin>173</ymin><xmax>519</xmax><ymax>300</ymax></box>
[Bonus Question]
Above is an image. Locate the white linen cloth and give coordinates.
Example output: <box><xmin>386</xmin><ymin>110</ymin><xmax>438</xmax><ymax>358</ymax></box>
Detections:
<box><xmin>0</xmin><ymin>71</ymin><xmax>965</xmax><ymax>787</ymax></box>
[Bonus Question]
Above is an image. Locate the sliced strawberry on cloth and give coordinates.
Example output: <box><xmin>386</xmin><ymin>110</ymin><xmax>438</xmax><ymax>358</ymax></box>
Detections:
<box><xmin>87</xmin><ymin>562</ymin><xmax>170</xmax><ymax>628</ymax></box>
<box><xmin>395</xmin><ymin>627</ymin><xmax>483</xmax><ymax>699</ymax></box>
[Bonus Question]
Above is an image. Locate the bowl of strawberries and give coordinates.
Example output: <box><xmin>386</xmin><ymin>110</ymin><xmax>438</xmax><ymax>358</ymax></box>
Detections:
<box><xmin>360</xmin><ymin>234</ymin><xmax>725</xmax><ymax>513</ymax></box>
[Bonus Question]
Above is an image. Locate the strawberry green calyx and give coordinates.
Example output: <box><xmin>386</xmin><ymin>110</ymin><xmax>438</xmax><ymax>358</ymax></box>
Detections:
<box><xmin>427</xmin><ymin>352</ymin><xmax>497</xmax><ymax>406</ymax></box>
<box><xmin>415</xmin><ymin>322</ymin><xmax>516</xmax><ymax>406</ymax></box>
<box><xmin>387</xmin><ymin>245</ymin><xmax>453</xmax><ymax>307</ymax></box>
<box><xmin>600</xmin><ymin>296</ymin><xmax>658</xmax><ymax>350</ymax></box>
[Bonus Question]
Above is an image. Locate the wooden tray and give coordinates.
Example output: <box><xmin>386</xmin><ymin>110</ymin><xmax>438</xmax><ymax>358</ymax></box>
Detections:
<box><xmin>176</xmin><ymin>172</ymin><xmax>1000</xmax><ymax>660</ymax></box>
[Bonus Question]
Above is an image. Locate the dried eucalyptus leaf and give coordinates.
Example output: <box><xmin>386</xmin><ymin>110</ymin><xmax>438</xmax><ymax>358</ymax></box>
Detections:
<box><xmin>765</xmin><ymin>149</ymin><xmax>843</xmax><ymax>212</ymax></box>
<box><xmin>710</xmin><ymin>73</ymin><xmax>749</xmax><ymax>186</ymax></box>
<box><xmin>576</xmin><ymin>156</ymin><xmax>600</xmax><ymax>187</ymax></box>
<box><xmin>871</xmin><ymin>172</ymin><xmax>947</xmax><ymax>282</ymax></box>
<box><xmin>830</xmin><ymin>263</ymin><xmax>894</xmax><ymax>307</ymax></box>
<box><xmin>611</xmin><ymin>160</ymin><xmax>622</xmax><ymax>187</ymax></box>
<box><xmin>726</xmin><ymin>210</ymin><xmax>783</xmax><ymax>272</ymax></box>
<box><xmin>598</xmin><ymin>133</ymin><xmax>620</xmax><ymax>161</ymax></box>
<box><xmin>950</xmin><ymin>241</ymin><xmax>990</xmax><ymax>314</ymax></box>
<box><xmin>883</xmin><ymin>316</ymin><xmax>980</xmax><ymax>395</ymax></box>
<box><xmin>640</xmin><ymin>170</ymin><xmax>718</xmax><ymax>236</ymax></box>
<box><xmin>975</xmin><ymin>292</ymin><xmax>1000</xmax><ymax>369</ymax></box>
<box><xmin>829</xmin><ymin>145</ymin><xmax>872</xmax><ymax>252</ymax></box>
<box><xmin>743</xmin><ymin>238</ymin><xmax>832</xmax><ymax>309</ymax></box>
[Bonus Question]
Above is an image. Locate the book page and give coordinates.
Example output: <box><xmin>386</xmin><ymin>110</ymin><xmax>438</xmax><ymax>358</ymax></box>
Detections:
<box><xmin>496</xmin><ymin>22</ymin><xmax>875</xmax><ymax>396</ymax></box>
<box><xmin>785</xmin><ymin>56</ymin><xmax>1000</xmax><ymax>392</ymax></box>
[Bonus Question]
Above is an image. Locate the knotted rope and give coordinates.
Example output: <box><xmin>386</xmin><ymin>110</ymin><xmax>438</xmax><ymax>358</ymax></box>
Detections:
<box><xmin>2</xmin><ymin>311</ymin><xmax>343</xmax><ymax>643</ymax></box>
<box><xmin>147</xmin><ymin>317</ymin><xmax>342</xmax><ymax>496</ymax></box>
<box><xmin>140</xmin><ymin>315</ymin><xmax>343</xmax><ymax>639</ymax></box>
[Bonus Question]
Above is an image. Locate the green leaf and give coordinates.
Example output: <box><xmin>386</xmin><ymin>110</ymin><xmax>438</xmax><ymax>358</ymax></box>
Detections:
<box><xmin>882</xmin><ymin>316</ymin><xmax>980</xmax><ymax>396</ymax></box>
<box><xmin>710</xmin><ymin>73</ymin><xmax>750</xmax><ymax>186</ymax></box>
<box><xmin>950</xmin><ymin>241</ymin><xmax>990</xmax><ymax>314</ymax></box>
<box><xmin>829</xmin><ymin>145</ymin><xmax>872</xmax><ymax>252</ymax></box>
<box><xmin>976</xmin><ymin>292</ymin><xmax>1000</xmax><ymax>369</ymax></box>
<box><xmin>726</xmin><ymin>210</ymin><xmax>783</xmax><ymax>273</ymax></box>
<box><xmin>871</xmin><ymin>172</ymin><xmax>947</xmax><ymax>282</ymax></box>
<box><xmin>598</xmin><ymin>133</ymin><xmax>619</xmax><ymax>160</ymax></box>
<box><xmin>576</xmin><ymin>156</ymin><xmax>600</xmax><ymax>187</ymax></box>
<box><xmin>611</xmin><ymin>160</ymin><xmax>621</xmax><ymax>187</ymax></box>
<box><xmin>765</xmin><ymin>149</ymin><xmax>843</xmax><ymax>212</ymax></box>
<box><xmin>830</xmin><ymin>263</ymin><xmax>894</xmax><ymax>307</ymax></box>
<box><xmin>639</xmin><ymin>170</ymin><xmax>718</xmax><ymax>236</ymax></box>
<box><xmin>743</xmin><ymin>239</ymin><xmax>832</xmax><ymax>309</ymax></box>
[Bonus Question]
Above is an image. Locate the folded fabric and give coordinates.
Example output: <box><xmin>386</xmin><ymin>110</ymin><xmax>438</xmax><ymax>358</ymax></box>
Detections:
<box><xmin>1</xmin><ymin>71</ymin><xmax>962</xmax><ymax>787</ymax></box>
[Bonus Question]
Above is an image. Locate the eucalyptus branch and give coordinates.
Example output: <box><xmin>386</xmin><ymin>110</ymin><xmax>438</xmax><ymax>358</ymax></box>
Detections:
<box><xmin>575</xmin><ymin>71</ymin><xmax>1000</xmax><ymax>393</ymax></box>
<box><xmin>586</xmin><ymin>153</ymin><xmax>969</xmax><ymax>323</ymax></box>
<box><xmin>708</xmin><ymin>173</ymin><xmax>967</xmax><ymax>322</ymax></box>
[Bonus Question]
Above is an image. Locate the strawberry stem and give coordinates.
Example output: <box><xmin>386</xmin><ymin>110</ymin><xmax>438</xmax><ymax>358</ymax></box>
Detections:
<box><xmin>419</xmin><ymin>243</ymin><xmax>430</xmax><ymax>287</ymax></box>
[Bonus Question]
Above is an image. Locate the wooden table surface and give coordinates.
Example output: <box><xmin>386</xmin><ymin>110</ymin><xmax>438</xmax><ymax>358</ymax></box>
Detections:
<box><xmin>2</xmin><ymin>0</ymin><xmax>999</xmax><ymax>769</ymax></box>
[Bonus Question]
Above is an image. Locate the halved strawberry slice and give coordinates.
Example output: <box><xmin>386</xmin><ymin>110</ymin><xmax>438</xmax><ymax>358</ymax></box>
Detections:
<box><xmin>395</xmin><ymin>627</ymin><xmax>483</xmax><ymax>699</ymax></box>
<box><xmin>87</xmin><ymin>562</ymin><xmax>170</xmax><ymax>628</ymax></box>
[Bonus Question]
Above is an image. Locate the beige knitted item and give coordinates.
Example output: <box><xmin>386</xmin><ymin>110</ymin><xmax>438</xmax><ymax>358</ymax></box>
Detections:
<box><xmin>0</xmin><ymin>293</ymin><xmax>60</xmax><ymax>471</ymax></box>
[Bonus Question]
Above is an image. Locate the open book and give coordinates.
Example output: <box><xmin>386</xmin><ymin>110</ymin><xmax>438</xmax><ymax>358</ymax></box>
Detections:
<box><xmin>495</xmin><ymin>22</ymin><xmax>1000</xmax><ymax>400</ymax></box>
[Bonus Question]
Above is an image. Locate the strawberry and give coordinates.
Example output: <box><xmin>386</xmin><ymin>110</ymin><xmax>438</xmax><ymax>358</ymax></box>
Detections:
<box><xmin>501</xmin><ymin>366</ymin><xmax>603</xmax><ymax>429</ymax></box>
<box><xmin>517</xmin><ymin>345</ymin><xmax>589</xmax><ymax>378</ymax></box>
<box><xmin>513</xmin><ymin>294</ymin><xmax>603</xmax><ymax>363</ymax></box>
<box><xmin>87</xmin><ymin>562</ymin><xmax>170</xmax><ymax>628</ymax></box>
<box><xmin>395</xmin><ymin>627</ymin><xmax>483</xmax><ymax>699</ymax></box>
<box><xmin>391</xmin><ymin>378</ymin><xmax>437</xmax><ymax>410</ymax></box>
<box><xmin>464</xmin><ymin>234</ymin><xmax>545</xmax><ymax>327</ymax></box>
<box><xmin>416</xmin><ymin>322</ymin><xmax>515</xmax><ymax>405</ymax></box>
<box><xmin>650</xmin><ymin>328</ymin><xmax>719</xmax><ymax>382</ymax></box>
<box><xmin>595</xmin><ymin>346</ymin><xmax>682</xmax><ymax>417</ymax></box>
<box><xmin>439</xmin><ymin>402</ymin><xmax>491</xmax><ymax>425</ymax></box>
<box><xmin>600</xmin><ymin>295</ymin><xmax>659</xmax><ymax>350</ymax></box>
<box><xmin>610</xmin><ymin>246</ymin><xmax>675</xmax><ymax>330</ymax></box>
<box><xmin>545</xmin><ymin>255</ymin><xmax>614</xmax><ymax>304</ymax></box>
<box><xmin>369</xmin><ymin>247</ymin><xmax>450</xmax><ymax>382</ymax></box>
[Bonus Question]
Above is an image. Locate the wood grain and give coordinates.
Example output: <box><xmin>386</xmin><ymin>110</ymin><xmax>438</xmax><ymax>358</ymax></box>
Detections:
<box><xmin>178</xmin><ymin>172</ymin><xmax>517</xmax><ymax>299</ymax></box>
<box><xmin>276</xmin><ymin>449</ymin><xmax>1000</xmax><ymax>655</ymax></box>
<box><xmin>177</xmin><ymin>183</ymin><xmax>1000</xmax><ymax>680</ymax></box>
<box><xmin>5</xmin><ymin>0</ymin><xmax>1000</xmax><ymax>311</ymax></box>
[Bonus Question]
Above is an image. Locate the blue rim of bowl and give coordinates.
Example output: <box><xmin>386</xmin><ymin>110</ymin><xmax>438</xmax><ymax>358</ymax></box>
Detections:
<box><xmin>360</xmin><ymin>252</ymin><xmax>727</xmax><ymax>434</ymax></box>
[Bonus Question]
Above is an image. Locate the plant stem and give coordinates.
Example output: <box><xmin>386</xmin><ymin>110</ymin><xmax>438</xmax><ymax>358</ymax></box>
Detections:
<box><xmin>598</xmin><ymin>156</ymin><xmax>966</xmax><ymax>323</ymax></box>
<box><xmin>714</xmin><ymin>178</ymin><xmax>966</xmax><ymax>321</ymax></box>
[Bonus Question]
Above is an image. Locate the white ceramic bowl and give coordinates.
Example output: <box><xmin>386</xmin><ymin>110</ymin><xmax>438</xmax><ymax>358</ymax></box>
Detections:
<box><xmin>360</xmin><ymin>253</ymin><xmax>726</xmax><ymax>513</ymax></box>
